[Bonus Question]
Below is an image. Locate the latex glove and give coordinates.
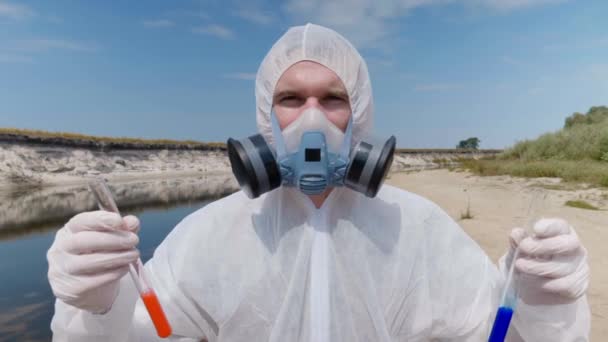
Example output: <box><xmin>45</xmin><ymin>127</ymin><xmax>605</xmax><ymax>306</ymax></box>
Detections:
<box><xmin>47</xmin><ymin>211</ymin><xmax>140</xmax><ymax>314</ymax></box>
<box><xmin>507</xmin><ymin>218</ymin><xmax>589</xmax><ymax>305</ymax></box>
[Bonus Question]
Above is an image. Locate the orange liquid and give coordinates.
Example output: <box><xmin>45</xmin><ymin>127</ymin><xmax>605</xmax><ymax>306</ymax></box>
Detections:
<box><xmin>141</xmin><ymin>290</ymin><xmax>172</xmax><ymax>338</ymax></box>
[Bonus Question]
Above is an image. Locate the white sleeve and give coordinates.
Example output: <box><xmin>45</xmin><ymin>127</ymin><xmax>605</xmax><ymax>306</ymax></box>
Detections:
<box><xmin>50</xmin><ymin>268</ymin><xmax>206</xmax><ymax>342</ymax></box>
<box><xmin>50</xmin><ymin>274</ymin><xmax>139</xmax><ymax>342</ymax></box>
<box><xmin>50</xmin><ymin>209</ymin><xmax>216</xmax><ymax>341</ymax></box>
<box><xmin>423</xmin><ymin>206</ymin><xmax>502</xmax><ymax>341</ymax></box>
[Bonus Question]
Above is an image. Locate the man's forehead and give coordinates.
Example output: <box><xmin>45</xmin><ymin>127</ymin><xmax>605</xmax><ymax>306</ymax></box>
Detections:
<box><xmin>275</xmin><ymin>61</ymin><xmax>346</xmax><ymax>89</ymax></box>
<box><xmin>274</xmin><ymin>84</ymin><xmax>347</xmax><ymax>95</ymax></box>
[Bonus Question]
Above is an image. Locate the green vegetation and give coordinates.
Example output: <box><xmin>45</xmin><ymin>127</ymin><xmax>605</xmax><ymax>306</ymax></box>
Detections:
<box><xmin>460</xmin><ymin>159</ymin><xmax>608</xmax><ymax>185</ymax></box>
<box><xmin>460</xmin><ymin>205</ymin><xmax>474</xmax><ymax>220</ymax></box>
<box><xmin>457</xmin><ymin>137</ymin><xmax>480</xmax><ymax>149</ymax></box>
<box><xmin>460</xmin><ymin>106</ymin><xmax>608</xmax><ymax>187</ymax></box>
<box><xmin>529</xmin><ymin>182</ymin><xmax>582</xmax><ymax>191</ymax></box>
<box><xmin>501</xmin><ymin>106</ymin><xmax>608</xmax><ymax>161</ymax></box>
<box><xmin>460</xmin><ymin>189</ymin><xmax>474</xmax><ymax>220</ymax></box>
<box><xmin>565</xmin><ymin>200</ymin><xmax>599</xmax><ymax>210</ymax></box>
<box><xmin>432</xmin><ymin>158</ymin><xmax>455</xmax><ymax>168</ymax></box>
<box><xmin>0</xmin><ymin>127</ymin><xmax>226</xmax><ymax>148</ymax></box>
<box><xmin>564</xmin><ymin>106</ymin><xmax>608</xmax><ymax>128</ymax></box>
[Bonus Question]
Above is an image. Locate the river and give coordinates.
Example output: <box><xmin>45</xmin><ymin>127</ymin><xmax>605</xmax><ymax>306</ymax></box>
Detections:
<box><xmin>0</xmin><ymin>181</ymin><xmax>231</xmax><ymax>341</ymax></box>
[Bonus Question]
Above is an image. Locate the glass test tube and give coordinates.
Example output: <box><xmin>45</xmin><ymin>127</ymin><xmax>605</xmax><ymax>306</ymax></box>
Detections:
<box><xmin>488</xmin><ymin>189</ymin><xmax>545</xmax><ymax>342</ymax></box>
<box><xmin>88</xmin><ymin>177</ymin><xmax>172</xmax><ymax>338</ymax></box>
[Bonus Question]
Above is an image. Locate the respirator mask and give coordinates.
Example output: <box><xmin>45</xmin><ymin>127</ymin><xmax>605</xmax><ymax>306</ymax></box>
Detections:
<box><xmin>227</xmin><ymin>108</ymin><xmax>396</xmax><ymax>199</ymax></box>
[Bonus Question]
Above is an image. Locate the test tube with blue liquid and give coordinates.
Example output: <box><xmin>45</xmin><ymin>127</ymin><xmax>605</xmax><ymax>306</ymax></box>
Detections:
<box><xmin>488</xmin><ymin>190</ymin><xmax>545</xmax><ymax>342</ymax></box>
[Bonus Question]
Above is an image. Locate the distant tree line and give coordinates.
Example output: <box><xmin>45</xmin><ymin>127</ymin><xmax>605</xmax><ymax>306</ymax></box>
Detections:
<box><xmin>457</xmin><ymin>137</ymin><xmax>480</xmax><ymax>150</ymax></box>
<box><xmin>564</xmin><ymin>106</ymin><xmax>608</xmax><ymax>128</ymax></box>
<box><xmin>501</xmin><ymin>105</ymin><xmax>608</xmax><ymax>162</ymax></box>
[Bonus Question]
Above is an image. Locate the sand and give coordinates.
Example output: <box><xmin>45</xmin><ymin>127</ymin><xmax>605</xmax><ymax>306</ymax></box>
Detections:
<box><xmin>0</xmin><ymin>143</ymin><xmax>232</xmax><ymax>191</ymax></box>
<box><xmin>0</xmin><ymin>141</ymin><xmax>496</xmax><ymax>191</ymax></box>
<box><xmin>387</xmin><ymin>169</ymin><xmax>607</xmax><ymax>340</ymax></box>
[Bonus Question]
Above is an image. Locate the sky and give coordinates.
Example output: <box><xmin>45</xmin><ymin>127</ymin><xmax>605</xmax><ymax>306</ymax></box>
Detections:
<box><xmin>0</xmin><ymin>0</ymin><xmax>606</xmax><ymax>149</ymax></box>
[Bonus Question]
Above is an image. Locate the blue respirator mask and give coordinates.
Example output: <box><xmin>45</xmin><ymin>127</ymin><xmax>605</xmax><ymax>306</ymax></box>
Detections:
<box><xmin>227</xmin><ymin>108</ymin><xmax>396</xmax><ymax>199</ymax></box>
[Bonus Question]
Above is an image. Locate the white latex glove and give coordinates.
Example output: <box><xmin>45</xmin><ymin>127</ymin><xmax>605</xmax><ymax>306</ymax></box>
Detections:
<box><xmin>47</xmin><ymin>210</ymin><xmax>140</xmax><ymax>314</ymax></box>
<box><xmin>507</xmin><ymin>218</ymin><xmax>589</xmax><ymax>305</ymax></box>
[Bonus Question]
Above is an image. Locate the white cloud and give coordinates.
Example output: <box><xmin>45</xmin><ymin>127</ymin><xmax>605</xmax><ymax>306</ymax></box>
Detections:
<box><xmin>586</xmin><ymin>64</ymin><xmax>608</xmax><ymax>93</ymax></box>
<box><xmin>13</xmin><ymin>39</ymin><xmax>100</xmax><ymax>53</ymax></box>
<box><xmin>234</xmin><ymin>8</ymin><xmax>273</xmax><ymax>25</ymax></box>
<box><xmin>223</xmin><ymin>72</ymin><xmax>257</xmax><ymax>80</ymax></box>
<box><xmin>143</xmin><ymin>19</ymin><xmax>174</xmax><ymax>28</ymax></box>
<box><xmin>586</xmin><ymin>63</ymin><xmax>608</xmax><ymax>85</ymax></box>
<box><xmin>46</xmin><ymin>15</ymin><xmax>63</xmax><ymax>24</ymax></box>
<box><xmin>501</xmin><ymin>55</ymin><xmax>526</xmax><ymax>66</ymax></box>
<box><xmin>0</xmin><ymin>1</ymin><xmax>35</xmax><ymax>20</ymax></box>
<box><xmin>592</xmin><ymin>37</ymin><xmax>608</xmax><ymax>46</ymax></box>
<box><xmin>543</xmin><ymin>35</ymin><xmax>608</xmax><ymax>52</ymax></box>
<box><xmin>400</xmin><ymin>73</ymin><xmax>419</xmax><ymax>80</ymax></box>
<box><xmin>283</xmin><ymin>0</ymin><xmax>407</xmax><ymax>48</ymax></box>
<box><xmin>414</xmin><ymin>83</ymin><xmax>464</xmax><ymax>91</ymax></box>
<box><xmin>0</xmin><ymin>53</ymin><xmax>33</xmax><ymax>63</ymax></box>
<box><xmin>192</xmin><ymin>24</ymin><xmax>235</xmax><ymax>40</ymax></box>
<box><xmin>473</xmin><ymin>0</ymin><xmax>567</xmax><ymax>11</ymax></box>
<box><xmin>527</xmin><ymin>86</ymin><xmax>545</xmax><ymax>95</ymax></box>
<box><xmin>283</xmin><ymin>0</ymin><xmax>569</xmax><ymax>49</ymax></box>
<box><xmin>166</xmin><ymin>9</ymin><xmax>209</xmax><ymax>20</ymax></box>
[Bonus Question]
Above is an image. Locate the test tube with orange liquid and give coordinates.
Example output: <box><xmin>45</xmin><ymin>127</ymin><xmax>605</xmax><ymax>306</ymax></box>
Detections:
<box><xmin>88</xmin><ymin>178</ymin><xmax>172</xmax><ymax>338</ymax></box>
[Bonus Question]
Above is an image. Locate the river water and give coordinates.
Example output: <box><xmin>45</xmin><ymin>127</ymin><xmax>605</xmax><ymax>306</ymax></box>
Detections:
<box><xmin>0</xmin><ymin>197</ymin><xmax>220</xmax><ymax>341</ymax></box>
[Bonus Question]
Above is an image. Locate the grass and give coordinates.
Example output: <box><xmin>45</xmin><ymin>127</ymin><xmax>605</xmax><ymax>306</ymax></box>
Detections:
<box><xmin>460</xmin><ymin>205</ymin><xmax>474</xmax><ymax>220</ymax></box>
<box><xmin>432</xmin><ymin>157</ymin><xmax>449</xmax><ymax>164</ymax></box>
<box><xmin>460</xmin><ymin>158</ymin><xmax>608</xmax><ymax>188</ymax></box>
<box><xmin>531</xmin><ymin>183</ymin><xmax>570</xmax><ymax>191</ymax></box>
<box><xmin>501</xmin><ymin>107</ymin><xmax>608</xmax><ymax>161</ymax></box>
<box><xmin>459</xmin><ymin>107</ymin><xmax>608</xmax><ymax>187</ymax></box>
<box><xmin>0</xmin><ymin>127</ymin><xmax>226</xmax><ymax>148</ymax></box>
<box><xmin>460</xmin><ymin>191</ymin><xmax>474</xmax><ymax>220</ymax></box>
<box><xmin>565</xmin><ymin>200</ymin><xmax>599</xmax><ymax>210</ymax></box>
<box><xmin>432</xmin><ymin>158</ymin><xmax>457</xmax><ymax>169</ymax></box>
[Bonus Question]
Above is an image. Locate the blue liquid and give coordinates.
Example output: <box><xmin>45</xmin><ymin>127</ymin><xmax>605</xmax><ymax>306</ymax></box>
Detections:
<box><xmin>488</xmin><ymin>306</ymin><xmax>514</xmax><ymax>342</ymax></box>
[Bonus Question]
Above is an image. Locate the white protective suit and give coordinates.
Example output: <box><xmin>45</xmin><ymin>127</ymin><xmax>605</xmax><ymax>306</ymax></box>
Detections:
<box><xmin>50</xmin><ymin>23</ymin><xmax>590</xmax><ymax>341</ymax></box>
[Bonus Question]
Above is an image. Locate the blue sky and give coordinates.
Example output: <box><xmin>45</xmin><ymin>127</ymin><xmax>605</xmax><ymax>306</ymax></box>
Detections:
<box><xmin>0</xmin><ymin>0</ymin><xmax>606</xmax><ymax>149</ymax></box>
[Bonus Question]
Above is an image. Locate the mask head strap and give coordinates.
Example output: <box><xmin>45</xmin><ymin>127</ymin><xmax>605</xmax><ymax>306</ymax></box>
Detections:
<box><xmin>270</xmin><ymin>111</ymin><xmax>287</xmax><ymax>158</ymax></box>
<box><xmin>340</xmin><ymin>115</ymin><xmax>353</xmax><ymax>159</ymax></box>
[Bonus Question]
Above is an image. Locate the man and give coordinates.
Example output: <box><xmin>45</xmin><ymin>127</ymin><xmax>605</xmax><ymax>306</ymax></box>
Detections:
<box><xmin>47</xmin><ymin>23</ymin><xmax>590</xmax><ymax>341</ymax></box>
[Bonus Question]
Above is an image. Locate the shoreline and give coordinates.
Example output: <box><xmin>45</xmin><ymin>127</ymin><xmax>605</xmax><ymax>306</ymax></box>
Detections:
<box><xmin>0</xmin><ymin>172</ymin><xmax>239</xmax><ymax>240</ymax></box>
<box><xmin>0</xmin><ymin>134</ymin><xmax>501</xmax><ymax>192</ymax></box>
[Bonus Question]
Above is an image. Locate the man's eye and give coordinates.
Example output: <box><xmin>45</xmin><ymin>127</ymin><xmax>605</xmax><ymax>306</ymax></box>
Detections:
<box><xmin>279</xmin><ymin>96</ymin><xmax>303</xmax><ymax>106</ymax></box>
<box><xmin>322</xmin><ymin>95</ymin><xmax>347</xmax><ymax>106</ymax></box>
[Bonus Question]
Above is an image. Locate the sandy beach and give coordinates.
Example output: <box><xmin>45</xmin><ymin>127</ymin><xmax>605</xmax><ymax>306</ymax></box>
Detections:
<box><xmin>387</xmin><ymin>169</ymin><xmax>607</xmax><ymax>340</ymax></box>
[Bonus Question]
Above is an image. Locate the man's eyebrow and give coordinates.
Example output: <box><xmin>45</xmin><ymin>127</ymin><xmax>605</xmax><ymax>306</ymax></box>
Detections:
<box><xmin>272</xmin><ymin>87</ymin><xmax>349</xmax><ymax>102</ymax></box>
<box><xmin>327</xmin><ymin>88</ymin><xmax>348</xmax><ymax>99</ymax></box>
<box><xmin>273</xmin><ymin>90</ymin><xmax>297</xmax><ymax>101</ymax></box>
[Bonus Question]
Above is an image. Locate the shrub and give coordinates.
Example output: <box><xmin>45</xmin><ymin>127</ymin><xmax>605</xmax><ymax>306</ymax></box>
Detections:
<box><xmin>565</xmin><ymin>200</ymin><xmax>599</xmax><ymax>210</ymax></box>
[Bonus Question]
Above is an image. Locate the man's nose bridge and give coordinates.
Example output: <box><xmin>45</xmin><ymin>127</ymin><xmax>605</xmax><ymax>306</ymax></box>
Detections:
<box><xmin>303</xmin><ymin>96</ymin><xmax>321</xmax><ymax>111</ymax></box>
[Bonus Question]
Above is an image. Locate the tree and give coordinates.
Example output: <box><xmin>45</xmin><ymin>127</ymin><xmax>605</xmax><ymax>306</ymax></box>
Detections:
<box><xmin>457</xmin><ymin>137</ymin><xmax>480</xmax><ymax>149</ymax></box>
<box><xmin>564</xmin><ymin>106</ymin><xmax>608</xmax><ymax>129</ymax></box>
